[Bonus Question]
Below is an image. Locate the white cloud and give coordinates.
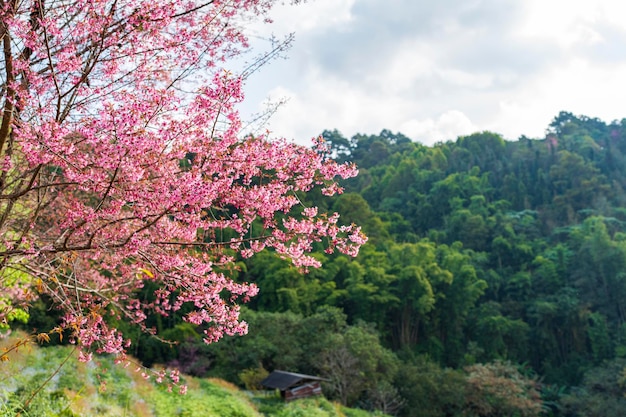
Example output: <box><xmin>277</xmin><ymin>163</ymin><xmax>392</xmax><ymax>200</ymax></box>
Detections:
<box><xmin>494</xmin><ymin>58</ymin><xmax>626</xmax><ymax>138</ymax></box>
<box><xmin>516</xmin><ymin>0</ymin><xmax>626</xmax><ymax>47</ymax></box>
<box><xmin>437</xmin><ymin>69</ymin><xmax>494</xmax><ymax>90</ymax></box>
<box><xmin>371</xmin><ymin>39</ymin><xmax>437</xmax><ymax>94</ymax></box>
<box><xmin>248</xmin><ymin>0</ymin><xmax>356</xmax><ymax>36</ymax></box>
<box><xmin>238</xmin><ymin>0</ymin><xmax>626</xmax><ymax>146</ymax></box>
<box><xmin>401</xmin><ymin>111</ymin><xmax>478</xmax><ymax>145</ymax></box>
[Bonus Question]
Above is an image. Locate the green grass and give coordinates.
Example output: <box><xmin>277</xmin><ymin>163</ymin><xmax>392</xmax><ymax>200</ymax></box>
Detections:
<box><xmin>254</xmin><ymin>395</ymin><xmax>390</xmax><ymax>417</ymax></box>
<box><xmin>147</xmin><ymin>378</ymin><xmax>261</xmax><ymax>417</ymax></box>
<box><xmin>0</xmin><ymin>334</ymin><xmax>387</xmax><ymax>417</ymax></box>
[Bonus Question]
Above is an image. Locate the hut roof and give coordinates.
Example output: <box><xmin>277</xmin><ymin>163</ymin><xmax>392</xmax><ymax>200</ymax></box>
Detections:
<box><xmin>260</xmin><ymin>370</ymin><xmax>327</xmax><ymax>391</ymax></box>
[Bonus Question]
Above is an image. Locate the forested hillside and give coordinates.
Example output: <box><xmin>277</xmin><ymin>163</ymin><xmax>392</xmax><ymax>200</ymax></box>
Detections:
<box><xmin>20</xmin><ymin>111</ymin><xmax>626</xmax><ymax>416</ymax></box>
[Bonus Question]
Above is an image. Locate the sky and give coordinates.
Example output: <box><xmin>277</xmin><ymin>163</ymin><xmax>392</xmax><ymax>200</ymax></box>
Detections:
<box><xmin>237</xmin><ymin>0</ymin><xmax>626</xmax><ymax>146</ymax></box>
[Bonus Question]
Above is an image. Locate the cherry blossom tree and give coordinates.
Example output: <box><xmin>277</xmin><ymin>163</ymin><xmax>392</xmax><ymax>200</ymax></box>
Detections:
<box><xmin>0</xmin><ymin>0</ymin><xmax>365</xmax><ymax>364</ymax></box>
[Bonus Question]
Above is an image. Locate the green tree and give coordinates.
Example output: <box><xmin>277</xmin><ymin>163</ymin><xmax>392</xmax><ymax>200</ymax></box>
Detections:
<box><xmin>388</xmin><ymin>242</ymin><xmax>453</xmax><ymax>349</ymax></box>
<box><xmin>394</xmin><ymin>356</ymin><xmax>466</xmax><ymax>417</ymax></box>
<box><xmin>320</xmin><ymin>323</ymin><xmax>399</xmax><ymax>406</ymax></box>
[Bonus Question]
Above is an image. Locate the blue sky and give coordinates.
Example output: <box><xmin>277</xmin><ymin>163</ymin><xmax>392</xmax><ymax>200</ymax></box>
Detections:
<box><xmin>238</xmin><ymin>0</ymin><xmax>626</xmax><ymax>146</ymax></box>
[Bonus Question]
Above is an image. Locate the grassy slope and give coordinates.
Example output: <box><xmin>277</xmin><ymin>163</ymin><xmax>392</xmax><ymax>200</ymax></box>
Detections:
<box><xmin>0</xmin><ymin>333</ymin><xmax>386</xmax><ymax>417</ymax></box>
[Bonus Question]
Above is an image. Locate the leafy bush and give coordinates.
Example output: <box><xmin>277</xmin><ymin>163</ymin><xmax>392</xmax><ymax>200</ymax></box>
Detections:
<box><xmin>561</xmin><ymin>359</ymin><xmax>626</xmax><ymax>417</ymax></box>
<box><xmin>239</xmin><ymin>365</ymin><xmax>270</xmax><ymax>391</ymax></box>
<box><xmin>464</xmin><ymin>361</ymin><xmax>542</xmax><ymax>417</ymax></box>
<box><xmin>394</xmin><ymin>356</ymin><xmax>466</xmax><ymax>417</ymax></box>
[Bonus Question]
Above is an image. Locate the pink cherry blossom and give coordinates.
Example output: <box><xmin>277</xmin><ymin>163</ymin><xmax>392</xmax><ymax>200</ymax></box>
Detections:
<box><xmin>0</xmin><ymin>0</ymin><xmax>365</xmax><ymax>366</ymax></box>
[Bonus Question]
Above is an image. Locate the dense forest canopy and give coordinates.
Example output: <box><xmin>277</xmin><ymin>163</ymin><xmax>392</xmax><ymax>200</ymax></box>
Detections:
<box><xmin>20</xmin><ymin>111</ymin><xmax>626</xmax><ymax>417</ymax></box>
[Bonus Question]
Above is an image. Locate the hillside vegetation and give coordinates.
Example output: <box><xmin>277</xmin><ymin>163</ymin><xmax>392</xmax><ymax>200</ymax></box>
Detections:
<box><xmin>14</xmin><ymin>111</ymin><xmax>626</xmax><ymax>416</ymax></box>
<box><xmin>0</xmin><ymin>332</ymin><xmax>387</xmax><ymax>417</ymax></box>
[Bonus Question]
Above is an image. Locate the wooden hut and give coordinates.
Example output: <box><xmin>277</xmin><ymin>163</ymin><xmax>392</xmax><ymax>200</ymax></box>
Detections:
<box><xmin>260</xmin><ymin>370</ymin><xmax>328</xmax><ymax>401</ymax></box>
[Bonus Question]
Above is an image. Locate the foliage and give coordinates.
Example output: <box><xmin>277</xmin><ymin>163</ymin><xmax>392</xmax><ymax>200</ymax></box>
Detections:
<box><xmin>319</xmin><ymin>323</ymin><xmax>399</xmax><ymax>406</ymax></box>
<box><xmin>464</xmin><ymin>361</ymin><xmax>542</xmax><ymax>417</ymax></box>
<box><xmin>560</xmin><ymin>359</ymin><xmax>626</xmax><ymax>417</ymax></box>
<box><xmin>393</xmin><ymin>356</ymin><xmax>466</xmax><ymax>417</ymax></box>
<box><xmin>239</xmin><ymin>365</ymin><xmax>270</xmax><ymax>391</ymax></box>
<box><xmin>311</xmin><ymin>116</ymin><xmax>626</xmax><ymax>389</ymax></box>
<box><xmin>199</xmin><ymin>308</ymin><xmax>339</xmax><ymax>381</ymax></box>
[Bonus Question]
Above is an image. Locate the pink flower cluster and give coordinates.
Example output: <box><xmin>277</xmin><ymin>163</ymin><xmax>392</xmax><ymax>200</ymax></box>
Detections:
<box><xmin>0</xmin><ymin>0</ymin><xmax>365</xmax><ymax>363</ymax></box>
